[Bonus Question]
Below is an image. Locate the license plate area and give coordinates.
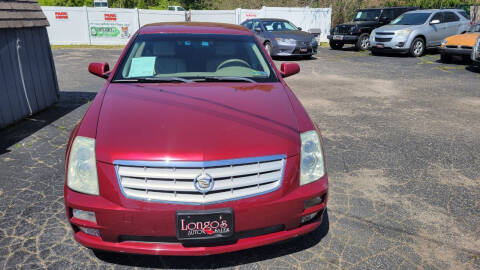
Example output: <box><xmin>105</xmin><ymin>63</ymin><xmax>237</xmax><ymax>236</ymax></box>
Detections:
<box><xmin>376</xmin><ymin>44</ymin><xmax>384</xmax><ymax>48</ymax></box>
<box><xmin>176</xmin><ymin>209</ymin><xmax>234</xmax><ymax>242</ymax></box>
<box><xmin>333</xmin><ymin>35</ymin><xmax>343</xmax><ymax>40</ymax></box>
<box><xmin>299</xmin><ymin>47</ymin><xmax>308</xmax><ymax>53</ymax></box>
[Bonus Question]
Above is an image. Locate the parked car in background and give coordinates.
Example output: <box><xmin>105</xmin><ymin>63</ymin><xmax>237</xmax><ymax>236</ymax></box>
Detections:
<box><xmin>370</xmin><ymin>9</ymin><xmax>471</xmax><ymax>57</ymax></box>
<box><xmin>93</xmin><ymin>0</ymin><xmax>108</xmax><ymax>8</ymax></box>
<box><xmin>440</xmin><ymin>23</ymin><xmax>480</xmax><ymax>62</ymax></box>
<box><xmin>241</xmin><ymin>18</ymin><xmax>318</xmax><ymax>58</ymax></box>
<box><xmin>473</xmin><ymin>36</ymin><xmax>480</xmax><ymax>63</ymax></box>
<box><xmin>328</xmin><ymin>7</ymin><xmax>416</xmax><ymax>51</ymax></box>
<box><xmin>168</xmin><ymin>5</ymin><xmax>185</xmax><ymax>11</ymax></box>
<box><xmin>65</xmin><ymin>22</ymin><xmax>329</xmax><ymax>256</ymax></box>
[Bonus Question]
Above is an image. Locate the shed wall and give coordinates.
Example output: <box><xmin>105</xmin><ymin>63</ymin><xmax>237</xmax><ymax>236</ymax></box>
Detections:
<box><xmin>0</xmin><ymin>26</ymin><xmax>59</xmax><ymax>129</ymax></box>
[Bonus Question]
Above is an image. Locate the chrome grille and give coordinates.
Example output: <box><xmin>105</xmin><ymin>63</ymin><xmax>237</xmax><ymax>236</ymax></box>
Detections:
<box><xmin>376</xmin><ymin>32</ymin><xmax>394</xmax><ymax>35</ymax></box>
<box><xmin>334</xmin><ymin>25</ymin><xmax>351</xmax><ymax>34</ymax></box>
<box><xmin>114</xmin><ymin>155</ymin><xmax>286</xmax><ymax>205</ymax></box>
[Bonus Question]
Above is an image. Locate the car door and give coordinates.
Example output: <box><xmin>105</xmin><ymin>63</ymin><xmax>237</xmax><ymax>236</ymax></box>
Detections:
<box><xmin>443</xmin><ymin>11</ymin><xmax>462</xmax><ymax>36</ymax></box>
<box><xmin>427</xmin><ymin>12</ymin><xmax>445</xmax><ymax>46</ymax></box>
<box><xmin>251</xmin><ymin>20</ymin><xmax>268</xmax><ymax>44</ymax></box>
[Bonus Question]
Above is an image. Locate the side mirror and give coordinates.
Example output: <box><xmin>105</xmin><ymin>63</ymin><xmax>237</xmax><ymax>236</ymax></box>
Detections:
<box><xmin>297</xmin><ymin>27</ymin><xmax>302</xmax><ymax>31</ymax></box>
<box><xmin>88</xmin><ymin>62</ymin><xmax>110</xmax><ymax>79</ymax></box>
<box><xmin>254</xmin><ymin>27</ymin><xmax>262</xmax><ymax>32</ymax></box>
<box><xmin>280</xmin><ymin>63</ymin><xmax>300</xmax><ymax>78</ymax></box>
<box><xmin>430</xmin><ymin>19</ymin><xmax>440</xmax><ymax>25</ymax></box>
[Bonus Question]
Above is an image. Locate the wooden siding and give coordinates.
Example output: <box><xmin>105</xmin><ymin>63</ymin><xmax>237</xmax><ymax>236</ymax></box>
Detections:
<box><xmin>0</xmin><ymin>27</ymin><xmax>59</xmax><ymax>129</ymax></box>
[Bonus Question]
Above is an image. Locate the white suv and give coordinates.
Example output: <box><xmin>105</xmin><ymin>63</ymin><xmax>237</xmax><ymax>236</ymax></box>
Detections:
<box><xmin>370</xmin><ymin>9</ymin><xmax>470</xmax><ymax>57</ymax></box>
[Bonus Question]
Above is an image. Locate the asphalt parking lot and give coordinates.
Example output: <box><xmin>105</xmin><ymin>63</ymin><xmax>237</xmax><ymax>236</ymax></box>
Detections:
<box><xmin>0</xmin><ymin>46</ymin><xmax>479</xmax><ymax>269</ymax></box>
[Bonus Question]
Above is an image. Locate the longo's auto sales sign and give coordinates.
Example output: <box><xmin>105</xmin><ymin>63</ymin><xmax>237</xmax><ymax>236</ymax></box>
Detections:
<box><xmin>90</xmin><ymin>22</ymin><xmax>130</xmax><ymax>38</ymax></box>
<box><xmin>89</xmin><ymin>12</ymin><xmax>131</xmax><ymax>40</ymax></box>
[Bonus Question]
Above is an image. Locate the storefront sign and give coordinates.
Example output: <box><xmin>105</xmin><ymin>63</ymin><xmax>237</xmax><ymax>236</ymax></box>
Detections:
<box><xmin>90</xmin><ymin>22</ymin><xmax>130</xmax><ymax>38</ymax></box>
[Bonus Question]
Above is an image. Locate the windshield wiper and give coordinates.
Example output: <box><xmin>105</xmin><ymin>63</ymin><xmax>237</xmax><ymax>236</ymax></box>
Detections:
<box><xmin>193</xmin><ymin>76</ymin><xmax>256</xmax><ymax>83</ymax></box>
<box><xmin>113</xmin><ymin>77</ymin><xmax>193</xmax><ymax>83</ymax></box>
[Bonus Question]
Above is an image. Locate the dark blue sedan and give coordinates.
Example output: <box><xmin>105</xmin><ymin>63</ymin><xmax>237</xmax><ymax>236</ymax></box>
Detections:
<box><xmin>241</xmin><ymin>18</ymin><xmax>318</xmax><ymax>58</ymax></box>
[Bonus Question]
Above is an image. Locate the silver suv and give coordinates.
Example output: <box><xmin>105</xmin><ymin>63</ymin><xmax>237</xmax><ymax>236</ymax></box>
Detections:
<box><xmin>369</xmin><ymin>9</ymin><xmax>470</xmax><ymax>57</ymax></box>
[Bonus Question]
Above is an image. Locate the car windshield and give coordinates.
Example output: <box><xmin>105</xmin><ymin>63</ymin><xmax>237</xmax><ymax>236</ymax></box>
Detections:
<box><xmin>114</xmin><ymin>34</ymin><xmax>277</xmax><ymax>82</ymax></box>
<box><xmin>468</xmin><ymin>24</ymin><xmax>480</xmax><ymax>33</ymax></box>
<box><xmin>262</xmin><ymin>20</ymin><xmax>298</xmax><ymax>31</ymax></box>
<box><xmin>391</xmin><ymin>13</ymin><xmax>430</xmax><ymax>25</ymax></box>
<box><xmin>354</xmin><ymin>10</ymin><xmax>381</xmax><ymax>21</ymax></box>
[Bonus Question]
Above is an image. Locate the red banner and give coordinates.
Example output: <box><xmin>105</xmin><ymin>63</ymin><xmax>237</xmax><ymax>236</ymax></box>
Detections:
<box><xmin>104</xmin><ymin>13</ymin><xmax>117</xmax><ymax>21</ymax></box>
<box><xmin>55</xmin><ymin>12</ymin><xmax>68</xmax><ymax>20</ymax></box>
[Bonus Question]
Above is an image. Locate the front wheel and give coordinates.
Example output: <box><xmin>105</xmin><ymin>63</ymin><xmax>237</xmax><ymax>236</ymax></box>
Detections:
<box><xmin>329</xmin><ymin>40</ymin><xmax>344</xmax><ymax>50</ymax></box>
<box><xmin>355</xmin><ymin>33</ymin><xmax>370</xmax><ymax>51</ymax></box>
<box><xmin>440</xmin><ymin>53</ymin><xmax>452</xmax><ymax>63</ymax></box>
<box><xmin>409</xmin><ymin>38</ymin><xmax>425</xmax><ymax>57</ymax></box>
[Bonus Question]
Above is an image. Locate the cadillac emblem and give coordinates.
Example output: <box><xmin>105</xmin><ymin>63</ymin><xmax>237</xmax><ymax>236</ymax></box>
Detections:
<box><xmin>194</xmin><ymin>172</ymin><xmax>214</xmax><ymax>194</ymax></box>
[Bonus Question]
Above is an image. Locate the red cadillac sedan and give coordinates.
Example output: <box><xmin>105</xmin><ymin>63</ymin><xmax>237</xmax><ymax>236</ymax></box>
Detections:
<box><xmin>64</xmin><ymin>22</ymin><xmax>328</xmax><ymax>256</ymax></box>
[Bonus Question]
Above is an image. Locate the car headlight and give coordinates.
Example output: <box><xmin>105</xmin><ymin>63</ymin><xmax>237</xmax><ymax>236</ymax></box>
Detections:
<box><xmin>349</xmin><ymin>26</ymin><xmax>356</xmax><ymax>33</ymax></box>
<box><xmin>67</xmin><ymin>136</ymin><xmax>99</xmax><ymax>195</ymax></box>
<box><xmin>300</xmin><ymin>130</ymin><xmax>326</xmax><ymax>186</ymax></box>
<box><xmin>396</xmin><ymin>29</ymin><xmax>412</xmax><ymax>39</ymax></box>
<box><xmin>275</xmin><ymin>38</ymin><xmax>296</xmax><ymax>45</ymax></box>
<box><xmin>311</xmin><ymin>36</ymin><xmax>317</xmax><ymax>45</ymax></box>
<box><xmin>441</xmin><ymin>39</ymin><xmax>448</xmax><ymax>47</ymax></box>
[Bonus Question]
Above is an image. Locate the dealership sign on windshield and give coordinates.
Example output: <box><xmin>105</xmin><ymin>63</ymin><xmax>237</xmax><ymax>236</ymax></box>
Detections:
<box><xmin>90</xmin><ymin>22</ymin><xmax>130</xmax><ymax>38</ymax></box>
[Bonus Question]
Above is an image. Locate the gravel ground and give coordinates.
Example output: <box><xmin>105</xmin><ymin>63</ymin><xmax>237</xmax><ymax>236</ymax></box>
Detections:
<box><xmin>0</xmin><ymin>47</ymin><xmax>479</xmax><ymax>269</ymax></box>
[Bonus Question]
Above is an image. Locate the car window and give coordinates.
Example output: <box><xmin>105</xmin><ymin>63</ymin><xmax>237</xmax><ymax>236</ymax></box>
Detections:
<box><xmin>114</xmin><ymin>34</ymin><xmax>278</xmax><ymax>82</ymax></box>
<box><xmin>252</xmin><ymin>21</ymin><xmax>262</xmax><ymax>31</ymax></box>
<box><xmin>394</xmin><ymin>8</ymin><xmax>407</xmax><ymax>18</ymax></box>
<box><xmin>443</xmin><ymin>12</ymin><xmax>459</xmax><ymax>22</ymax></box>
<box><xmin>168</xmin><ymin>7</ymin><xmax>175</xmax><ymax>11</ymax></box>
<box><xmin>458</xmin><ymin>10</ymin><xmax>470</xmax><ymax>20</ymax></box>
<box><xmin>242</xmin><ymin>21</ymin><xmax>253</xmax><ymax>30</ymax></box>
<box><xmin>391</xmin><ymin>13</ymin><xmax>431</xmax><ymax>25</ymax></box>
<box><xmin>262</xmin><ymin>20</ymin><xmax>297</xmax><ymax>31</ymax></box>
<box><xmin>177</xmin><ymin>7</ymin><xmax>185</xmax><ymax>11</ymax></box>
<box><xmin>380</xmin><ymin>9</ymin><xmax>396</xmax><ymax>20</ymax></box>
<box><xmin>354</xmin><ymin>10</ymin><xmax>381</xmax><ymax>21</ymax></box>
<box><xmin>431</xmin><ymin>12</ymin><xmax>444</xmax><ymax>23</ymax></box>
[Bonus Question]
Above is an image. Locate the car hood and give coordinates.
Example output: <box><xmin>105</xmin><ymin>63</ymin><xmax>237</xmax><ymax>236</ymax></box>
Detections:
<box><xmin>95</xmin><ymin>83</ymin><xmax>300</xmax><ymax>163</ymax></box>
<box><xmin>339</xmin><ymin>21</ymin><xmax>377</xmax><ymax>28</ymax></box>
<box><xmin>272</xmin><ymin>31</ymin><xmax>314</xmax><ymax>41</ymax></box>
<box><xmin>445</xmin><ymin>33</ymin><xmax>480</xmax><ymax>46</ymax></box>
<box><xmin>375</xmin><ymin>24</ymin><xmax>421</xmax><ymax>32</ymax></box>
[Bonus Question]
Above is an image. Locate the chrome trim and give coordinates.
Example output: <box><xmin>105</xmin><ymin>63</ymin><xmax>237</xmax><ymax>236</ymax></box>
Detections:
<box><xmin>114</xmin><ymin>154</ymin><xmax>287</xmax><ymax>205</ymax></box>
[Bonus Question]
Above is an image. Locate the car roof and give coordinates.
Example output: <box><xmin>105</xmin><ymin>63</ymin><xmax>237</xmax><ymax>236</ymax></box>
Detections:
<box><xmin>255</xmin><ymin>18</ymin><xmax>289</xmax><ymax>21</ymax></box>
<box><xmin>139</xmin><ymin>22</ymin><xmax>252</xmax><ymax>35</ymax></box>
<box><xmin>406</xmin><ymin>9</ymin><xmax>464</xmax><ymax>14</ymax></box>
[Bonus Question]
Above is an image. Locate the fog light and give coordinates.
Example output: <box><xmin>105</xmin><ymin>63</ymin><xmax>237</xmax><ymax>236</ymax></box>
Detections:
<box><xmin>304</xmin><ymin>195</ymin><xmax>324</xmax><ymax>209</ymax></box>
<box><xmin>79</xmin><ymin>226</ymin><xmax>100</xmax><ymax>237</ymax></box>
<box><xmin>396</xmin><ymin>42</ymin><xmax>405</xmax><ymax>47</ymax></box>
<box><xmin>301</xmin><ymin>212</ymin><xmax>318</xmax><ymax>224</ymax></box>
<box><xmin>73</xmin><ymin>209</ymin><xmax>96</xmax><ymax>223</ymax></box>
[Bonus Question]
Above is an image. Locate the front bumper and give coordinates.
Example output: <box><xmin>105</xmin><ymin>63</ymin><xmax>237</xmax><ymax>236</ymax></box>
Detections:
<box><xmin>327</xmin><ymin>35</ymin><xmax>359</xmax><ymax>43</ymax></box>
<box><xmin>441</xmin><ymin>47</ymin><xmax>472</xmax><ymax>56</ymax></box>
<box><xmin>369</xmin><ymin>34</ymin><xmax>410</xmax><ymax>54</ymax></box>
<box><xmin>272</xmin><ymin>43</ymin><xmax>318</xmax><ymax>56</ymax></box>
<box><xmin>65</xmin><ymin>156</ymin><xmax>328</xmax><ymax>256</ymax></box>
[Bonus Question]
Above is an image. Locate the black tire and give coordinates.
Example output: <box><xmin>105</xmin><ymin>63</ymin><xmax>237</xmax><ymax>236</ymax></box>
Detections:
<box><xmin>440</xmin><ymin>53</ymin><xmax>452</xmax><ymax>63</ymax></box>
<box><xmin>329</xmin><ymin>40</ymin><xmax>344</xmax><ymax>50</ymax></box>
<box><xmin>371</xmin><ymin>49</ymin><xmax>381</xmax><ymax>56</ymax></box>
<box><xmin>409</xmin><ymin>37</ymin><xmax>425</xmax><ymax>57</ymax></box>
<box><xmin>355</xmin><ymin>33</ymin><xmax>370</xmax><ymax>51</ymax></box>
<box><xmin>264</xmin><ymin>41</ymin><xmax>273</xmax><ymax>56</ymax></box>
